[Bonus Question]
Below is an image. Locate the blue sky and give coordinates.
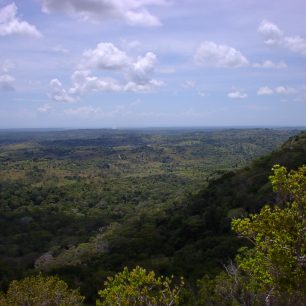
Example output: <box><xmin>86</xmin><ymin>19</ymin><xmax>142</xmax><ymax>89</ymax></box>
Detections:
<box><xmin>0</xmin><ymin>0</ymin><xmax>306</xmax><ymax>128</ymax></box>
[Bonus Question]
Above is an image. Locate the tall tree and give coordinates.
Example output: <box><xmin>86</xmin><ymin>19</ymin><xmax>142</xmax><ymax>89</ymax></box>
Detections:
<box><xmin>232</xmin><ymin>165</ymin><xmax>306</xmax><ymax>305</ymax></box>
<box><xmin>96</xmin><ymin>266</ymin><xmax>184</xmax><ymax>306</ymax></box>
<box><xmin>0</xmin><ymin>274</ymin><xmax>84</xmax><ymax>306</ymax></box>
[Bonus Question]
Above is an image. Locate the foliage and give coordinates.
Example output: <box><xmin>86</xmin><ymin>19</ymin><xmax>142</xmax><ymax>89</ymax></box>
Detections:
<box><xmin>0</xmin><ymin>274</ymin><xmax>84</xmax><ymax>306</ymax></box>
<box><xmin>0</xmin><ymin>128</ymin><xmax>305</xmax><ymax>302</ymax></box>
<box><xmin>96</xmin><ymin>266</ymin><xmax>184</xmax><ymax>306</ymax></box>
<box><xmin>232</xmin><ymin>165</ymin><xmax>306</xmax><ymax>305</ymax></box>
<box><xmin>196</xmin><ymin>264</ymin><xmax>264</xmax><ymax>306</ymax></box>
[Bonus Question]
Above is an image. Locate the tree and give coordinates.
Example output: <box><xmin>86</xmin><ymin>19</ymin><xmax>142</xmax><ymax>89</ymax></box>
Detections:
<box><xmin>196</xmin><ymin>262</ymin><xmax>264</xmax><ymax>306</ymax></box>
<box><xmin>96</xmin><ymin>266</ymin><xmax>184</xmax><ymax>306</ymax></box>
<box><xmin>232</xmin><ymin>165</ymin><xmax>306</xmax><ymax>305</ymax></box>
<box><xmin>0</xmin><ymin>274</ymin><xmax>84</xmax><ymax>306</ymax></box>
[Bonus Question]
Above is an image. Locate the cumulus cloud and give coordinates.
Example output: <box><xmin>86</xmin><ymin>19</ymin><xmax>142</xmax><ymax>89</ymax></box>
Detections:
<box><xmin>257</xmin><ymin>86</ymin><xmax>274</xmax><ymax>96</ymax></box>
<box><xmin>257</xmin><ymin>86</ymin><xmax>298</xmax><ymax>96</ymax></box>
<box><xmin>69</xmin><ymin>70</ymin><xmax>122</xmax><ymax>95</ymax></box>
<box><xmin>50</xmin><ymin>78</ymin><xmax>77</xmax><ymax>103</ymax></box>
<box><xmin>79</xmin><ymin>43</ymin><xmax>161</xmax><ymax>93</ymax></box>
<box><xmin>82</xmin><ymin>43</ymin><xmax>160</xmax><ymax>88</ymax></box>
<box><xmin>124</xmin><ymin>79</ymin><xmax>163</xmax><ymax>93</ymax></box>
<box><xmin>128</xmin><ymin>52</ymin><xmax>157</xmax><ymax>83</ymax></box>
<box><xmin>38</xmin><ymin>104</ymin><xmax>52</xmax><ymax>113</ymax></box>
<box><xmin>124</xmin><ymin>9</ymin><xmax>161</xmax><ymax>26</ymax></box>
<box><xmin>0</xmin><ymin>74</ymin><xmax>15</xmax><ymax>90</ymax></box>
<box><xmin>253</xmin><ymin>60</ymin><xmax>287</xmax><ymax>69</ymax></box>
<box><xmin>258</xmin><ymin>20</ymin><xmax>283</xmax><ymax>46</ymax></box>
<box><xmin>0</xmin><ymin>3</ymin><xmax>42</xmax><ymax>37</ymax></box>
<box><xmin>227</xmin><ymin>91</ymin><xmax>248</xmax><ymax>99</ymax></box>
<box><xmin>258</xmin><ymin>20</ymin><xmax>306</xmax><ymax>56</ymax></box>
<box><xmin>194</xmin><ymin>41</ymin><xmax>249</xmax><ymax>68</ymax></box>
<box><xmin>83</xmin><ymin>42</ymin><xmax>130</xmax><ymax>70</ymax></box>
<box><xmin>0</xmin><ymin>60</ymin><xmax>15</xmax><ymax>90</ymax></box>
<box><xmin>67</xmin><ymin>70</ymin><xmax>162</xmax><ymax>95</ymax></box>
<box><xmin>40</xmin><ymin>0</ymin><xmax>164</xmax><ymax>27</ymax></box>
<box><xmin>275</xmin><ymin>86</ymin><xmax>297</xmax><ymax>95</ymax></box>
<box><xmin>50</xmin><ymin>42</ymin><xmax>162</xmax><ymax>101</ymax></box>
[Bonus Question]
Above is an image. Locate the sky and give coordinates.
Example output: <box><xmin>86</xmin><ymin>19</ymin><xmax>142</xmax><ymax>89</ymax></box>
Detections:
<box><xmin>0</xmin><ymin>0</ymin><xmax>306</xmax><ymax>128</ymax></box>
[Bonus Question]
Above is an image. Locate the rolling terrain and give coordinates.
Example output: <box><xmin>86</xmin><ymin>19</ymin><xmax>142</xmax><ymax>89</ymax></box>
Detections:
<box><xmin>0</xmin><ymin>128</ymin><xmax>304</xmax><ymax>302</ymax></box>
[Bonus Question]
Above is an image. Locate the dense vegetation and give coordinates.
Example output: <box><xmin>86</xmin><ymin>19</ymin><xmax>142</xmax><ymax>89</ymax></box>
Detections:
<box><xmin>0</xmin><ymin>274</ymin><xmax>84</xmax><ymax>306</ymax></box>
<box><xmin>1</xmin><ymin>163</ymin><xmax>305</xmax><ymax>305</ymax></box>
<box><xmin>0</xmin><ymin>128</ymin><xmax>305</xmax><ymax>304</ymax></box>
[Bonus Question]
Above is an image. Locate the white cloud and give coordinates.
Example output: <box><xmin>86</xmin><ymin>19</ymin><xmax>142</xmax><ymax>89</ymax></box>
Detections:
<box><xmin>69</xmin><ymin>70</ymin><xmax>122</xmax><ymax>95</ymax></box>
<box><xmin>228</xmin><ymin>91</ymin><xmax>248</xmax><ymax>99</ymax></box>
<box><xmin>181</xmin><ymin>80</ymin><xmax>207</xmax><ymax>97</ymax></box>
<box><xmin>124</xmin><ymin>79</ymin><xmax>163</xmax><ymax>93</ymax></box>
<box><xmin>275</xmin><ymin>86</ymin><xmax>297</xmax><ymax>95</ymax></box>
<box><xmin>83</xmin><ymin>43</ymin><xmax>158</xmax><ymax>84</ymax></box>
<box><xmin>0</xmin><ymin>60</ymin><xmax>15</xmax><ymax>90</ymax></box>
<box><xmin>49</xmin><ymin>78</ymin><xmax>77</xmax><ymax>103</ymax></box>
<box><xmin>194</xmin><ymin>41</ymin><xmax>249</xmax><ymax>68</ymax></box>
<box><xmin>284</xmin><ymin>36</ymin><xmax>306</xmax><ymax>56</ymax></box>
<box><xmin>257</xmin><ymin>86</ymin><xmax>274</xmax><ymax>96</ymax></box>
<box><xmin>38</xmin><ymin>104</ymin><xmax>52</xmax><ymax>113</ymax></box>
<box><xmin>50</xmin><ymin>42</ymin><xmax>162</xmax><ymax>100</ymax></box>
<box><xmin>68</xmin><ymin>69</ymin><xmax>162</xmax><ymax>95</ymax></box>
<box><xmin>0</xmin><ymin>59</ymin><xmax>14</xmax><ymax>73</ymax></box>
<box><xmin>258</xmin><ymin>20</ymin><xmax>306</xmax><ymax>56</ymax></box>
<box><xmin>125</xmin><ymin>9</ymin><xmax>160</xmax><ymax>26</ymax></box>
<box><xmin>0</xmin><ymin>74</ymin><xmax>15</xmax><ymax>90</ymax></box>
<box><xmin>197</xmin><ymin>90</ymin><xmax>206</xmax><ymax>97</ymax></box>
<box><xmin>253</xmin><ymin>60</ymin><xmax>287</xmax><ymax>69</ymax></box>
<box><xmin>83</xmin><ymin>43</ymin><xmax>130</xmax><ymax>70</ymax></box>
<box><xmin>0</xmin><ymin>3</ymin><xmax>42</xmax><ymax>37</ymax></box>
<box><xmin>128</xmin><ymin>52</ymin><xmax>157</xmax><ymax>83</ymax></box>
<box><xmin>52</xmin><ymin>44</ymin><xmax>69</xmax><ymax>53</ymax></box>
<box><xmin>257</xmin><ymin>86</ymin><xmax>298</xmax><ymax>96</ymax></box>
<box><xmin>182</xmin><ymin>80</ymin><xmax>196</xmax><ymax>89</ymax></box>
<box><xmin>258</xmin><ymin>20</ymin><xmax>283</xmax><ymax>46</ymax></box>
<box><xmin>40</xmin><ymin>0</ymin><xmax>164</xmax><ymax>27</ymax></box>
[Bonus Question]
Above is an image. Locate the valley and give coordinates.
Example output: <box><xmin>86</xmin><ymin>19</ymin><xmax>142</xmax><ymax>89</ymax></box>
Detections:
<box><xmin>0</xmin><ymin>128</ymin><xmax>304</xmax><ymax>303</ymax></box>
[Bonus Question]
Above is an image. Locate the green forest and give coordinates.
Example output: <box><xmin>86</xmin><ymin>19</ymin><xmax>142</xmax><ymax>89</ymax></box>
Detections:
<box><xmin>0</xmin><ymin>128</ymin><xmax>305</xmax><ymax>305</ymax></box>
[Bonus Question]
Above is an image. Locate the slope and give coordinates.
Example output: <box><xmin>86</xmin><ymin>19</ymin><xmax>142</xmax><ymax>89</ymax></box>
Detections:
<box><xmin>45</xmin><ymin>131</ymin><xmax>306</xmax><ymax>302</ymax></box>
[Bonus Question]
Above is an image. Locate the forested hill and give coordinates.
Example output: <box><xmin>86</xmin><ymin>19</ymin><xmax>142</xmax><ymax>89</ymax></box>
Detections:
<box><xmin>185</xmin><ymin>130</ymin><xmax>306</xmax><ymax>216</ymax></box>
<box><xmin>89</xmin><ymin>131</ymin><xmax>306</xmax><ymax>285</ymax></box>
<box><xmin>0</xmin><ymin>129</ymin><xmax>305</xmax><ymax>303</ymax></box>
<box><xmin>41</xmin><ymin>131</ymin><xmax>306</xmax><ymax>302</ymax></box>
<box><xmin>151</xmin><ymin>131</ymin><xmax>306</xmax><ymax>278</ymax></box>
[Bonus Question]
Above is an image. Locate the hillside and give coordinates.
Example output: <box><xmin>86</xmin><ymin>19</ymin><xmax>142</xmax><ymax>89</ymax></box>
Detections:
<box><xmin>44</xmin><ymin>131</ymin><xmax>306</xmax><ymax>301</ymax></box>
<box><xmin>157</xmin><ymin>131</ymin><xmax>306</xmax><ymax>278</ymax></box>
<box><xmin>0</xmin><ymin>129</ymin><xmax>305</xmax><ymax>302</ymax></box>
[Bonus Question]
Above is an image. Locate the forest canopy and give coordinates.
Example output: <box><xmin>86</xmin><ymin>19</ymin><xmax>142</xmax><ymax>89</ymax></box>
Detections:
<box><xmin>0</xmin><ymin>163</ymin><xmax>305</xmax><ymax>305</ymax></box>
<box><xmin>0</xmin><ymin>128</ymin><xmax>305</xmax><ymax>304</ymax></box>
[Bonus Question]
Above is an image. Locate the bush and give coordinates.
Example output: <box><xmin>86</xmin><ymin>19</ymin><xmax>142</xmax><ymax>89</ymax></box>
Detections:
<box><xmin>97</xmin><ymin>266</ymin><xmax>184</xmax><ymax>306</ymax></box>
<box><xmin>0</xmin><ymin>274</ymin><xmax>84</xmax><ymax>306</ymax></box>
